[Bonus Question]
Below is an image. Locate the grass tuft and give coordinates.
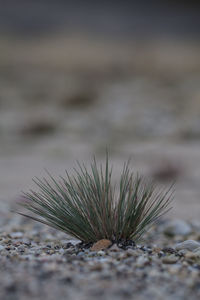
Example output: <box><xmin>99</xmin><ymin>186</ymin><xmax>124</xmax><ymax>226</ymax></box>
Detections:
<box><xmin>18</xmin><ymin>155</ymin><xmax>173</xmax><ymax>243</ymax></box>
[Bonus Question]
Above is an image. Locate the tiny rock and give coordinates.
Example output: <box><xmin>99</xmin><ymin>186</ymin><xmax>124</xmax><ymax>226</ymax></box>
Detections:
<box><xmin>97</xmin><ymin>250</ymin><xmax>106</xmax><ymax>256</ymax></box>
<box><xmin>89</xmin><ymin>263</ymin><xmax>103</xmax><ymax>271</ymax></box>
<box><xmin>126</xmin><ymin>248</ymin><xmax>137</xmax><ymax>257</ymax></box>
<box><xmin>91</xmin><ymin>239</ymin><xmax>112</xmax><ymax>251</ymax></box>
<box><xmin>168</xmin><ymin>264</ymin><xmax>181</xmax><ymax>275</ymax></box>
<box><xmin>185</xmin><ymin>251</ymin><xmax>197</xmax><ymax>259</ymax></box>
<box><xmin>162</xmin><ymin>255</ymin><xmax>179</xmax><ymax>264</ymax></box>
<box><xmin>185</xmin><ymin>249</ymin><xmax>200</xmax><ymax>259</ymax></box>
<box><xmin>10</xmin><ymin>232</ymin><xmax>24</xmax><ymax>239</ymax></box>
<box><xmin>175</xmin><ymin>240</ymin><xmax>200</xmax><ymax>251</ymax></box>
<box><xmin>194</xmin><ymin>246</ymin><xmax>200</xmax><ymax>252</ymax></box>
<box><xmin>136</xmin><ymin>256</ymin><xmax>149</xmax><ymax>267</ymax></box>
<box><xmin>109</xmin><ymin>243</ymin><xmax>121</xmax><ymax>252</ymax></box>
<box><xmin>164</xmin><ymin>220</ymin><xmax>192</xmax><ymax>236</ymax></box>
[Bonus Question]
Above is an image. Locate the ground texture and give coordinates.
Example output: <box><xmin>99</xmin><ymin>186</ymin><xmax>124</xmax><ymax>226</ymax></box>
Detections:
<box><xmin>1</xmin><ymin>214</ymin><xmax>200</xmax><ymax>300</ymax></box>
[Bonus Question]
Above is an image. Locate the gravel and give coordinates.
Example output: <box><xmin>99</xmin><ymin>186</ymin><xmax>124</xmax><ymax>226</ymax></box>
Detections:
<box><xmin>0</xmin><ymin>216</ymin><xmax>200</xmax><ymax>300</ymax></box>
<box><xmin>175</xmin><ymin>240</ymin><xmax>200</xmax><ymax>251</ymax></box>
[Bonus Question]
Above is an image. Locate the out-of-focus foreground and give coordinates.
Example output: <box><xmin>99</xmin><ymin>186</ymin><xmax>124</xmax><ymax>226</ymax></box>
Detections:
<box><xmin>0</xmin><ymin>0</ymin><xmax>200</xmax><ymax>220</ymax></box>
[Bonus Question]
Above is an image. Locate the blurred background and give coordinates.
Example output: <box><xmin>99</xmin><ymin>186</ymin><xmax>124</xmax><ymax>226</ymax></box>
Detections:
<box><xmin>0</xmin><ymin>0</ymin><xmax>200</xmax><ymax>219</ymax></box>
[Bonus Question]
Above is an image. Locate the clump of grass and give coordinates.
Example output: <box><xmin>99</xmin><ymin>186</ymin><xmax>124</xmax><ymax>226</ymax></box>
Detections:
<box><xmin>18</xmin><ymin>156</ymin><xmax>173</xmax><ymax>243</ymax></box>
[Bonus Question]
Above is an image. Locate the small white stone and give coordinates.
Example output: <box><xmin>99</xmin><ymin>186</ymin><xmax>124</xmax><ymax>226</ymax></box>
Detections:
<box><xmin>59</xmin><ymin>248</ymin><xmax>65</xmax><ymax>254</ymax></box>
<box><xmin>136</xmin><ymin>256</ymin><xmax>149</xmax><ymax>267</ymax></box>
<box><xmin>0</xmin><ymin>245</ymin><xmax>4</xmax><ymax>251</ymax></box>
<box><xmin>97</xmin><ymin>250</ymin><xmax>106</xmax><ymax>256</ymax></box>
<box><xmin>175</xmin><ymin>240</ymin><xmax>200</xmax><ymax>251</ymax></box>
<box><xmin>109</xmin><ymin>244</ymin><xmax>121</xmax><ymax>252</ymax></box>
<box><xmin>67</xmin><ymin>239</ymin><xmax>80</xmax><ymax>246</ymax></box>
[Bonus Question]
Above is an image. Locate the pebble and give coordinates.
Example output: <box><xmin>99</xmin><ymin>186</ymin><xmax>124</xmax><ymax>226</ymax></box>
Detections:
<box><xmin>168</xmin><ymin>264</ymin><xmax>181</xmax><ymax>275</ymax></box>
<box><xmin>185</xmin><ymin>251</ymin><xmax>197</xmax><ymax>259</ymax></box>
<box><xmin>97</xmin><ymin>250</ymin><xmax>106</xmax><ymax>256</ymax></box>
<box><xmin>89</xmin><ymin>263</ymin><xmax>103</xmax><ymax>271</ymax></box>
<box><xmin>194</xmin><ymin>247</ymin><xmax>200</xmax><ymax>253</ymax></box>
<box><xmin>126</xmin><ymin>248</ymin><xmax>138</xmax><ymax>257</ymax></box>
<box><xmin>77</xmin><ymin>251</ymin><xmax>85</xmax><ymax>257</ymax></box>
<box><xmin>91</xmin><ymin>239</ymin><xmax>112</xmax><ymax>251</ymax></box>
<box><xmin>175</xmin><ymin>240</ymin><xmax>200</xmax><ymax>251</ymax></box>
<box><xmin>66</xmin><ymin>239</ymin><xmax>80</xmax><ymax>246</ymax></box>
<box><xmin>162</xmin><ymin>255</ymin><xmax>179</xmax><ymax>264</ymax></box>
<box><xmin>136</xmin><ymin>256</ymin><xmax>149</xmax><ymax>267</ymax></box>
<box><xmin>58</xmin><ymin>248</ymin><xmax>65</xmax><ymax>254</ymax></box>
<box><xmin>164</xmin><ymin>220</ymin><xmax>192</xmax><ymax>236</ymax></box>
<box><xmin>109</xmin><ymin>243</ymin><xmax>121</xmax><ymax>252</ymax></box>
<box><xmin>9</xmin><ymin>232</ymin><xmax>24</xmax><ymax>239</ymax></box>
<box><xmin>185</xmin><ymin>250</ymin><xmax>200</xmax><ymax>260</ymax></box>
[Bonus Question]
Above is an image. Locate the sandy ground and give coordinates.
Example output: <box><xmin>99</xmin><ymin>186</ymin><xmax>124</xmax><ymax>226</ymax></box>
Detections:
<box><xmin>0</xmin><ymin>35</ymin><xmax>200</xmax><ymax>221</ymax></box>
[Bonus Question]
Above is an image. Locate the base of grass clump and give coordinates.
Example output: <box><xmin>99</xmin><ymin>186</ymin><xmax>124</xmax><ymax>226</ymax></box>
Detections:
<box><xmin>70</xmin><ymin>239</ymin><xmax>136</xmax><ymax>252</ymax></box>
<box><xmin>18</xmin><ymin>154</ymin><xmax>173</xmax><ymax>244</ymax></box>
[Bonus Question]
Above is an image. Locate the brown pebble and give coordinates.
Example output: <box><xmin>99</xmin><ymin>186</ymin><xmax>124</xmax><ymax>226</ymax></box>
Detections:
<box><xmin>91</xmin><ymin>239</ymin><xmax>112</xmax><ymax>251</ymax></box>
<box><xmin>153</xmin><ymin>247</ymin><xmax>162</xmax><ymax>253</ymax></box>
<box><xmin>162</xmin><ymin>255</ymin><xmax>178</xmax><ymax>264</ymax></box>
<box><xmin>185</xmin><ymin>251</ymin><xmax>196</xmax><ymax>259</ymax></box>
<box><xmin>89</xmin><ymin>263</ymin><xmax>103</xmax><ymax>271</ymax></box>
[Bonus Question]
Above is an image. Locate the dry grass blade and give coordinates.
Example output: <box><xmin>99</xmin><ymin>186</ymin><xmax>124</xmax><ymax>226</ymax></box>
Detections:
<box><xmin>18</xmin><ymin>155</ymin><xmax>173</xmax><ymax>243</ymax></box>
